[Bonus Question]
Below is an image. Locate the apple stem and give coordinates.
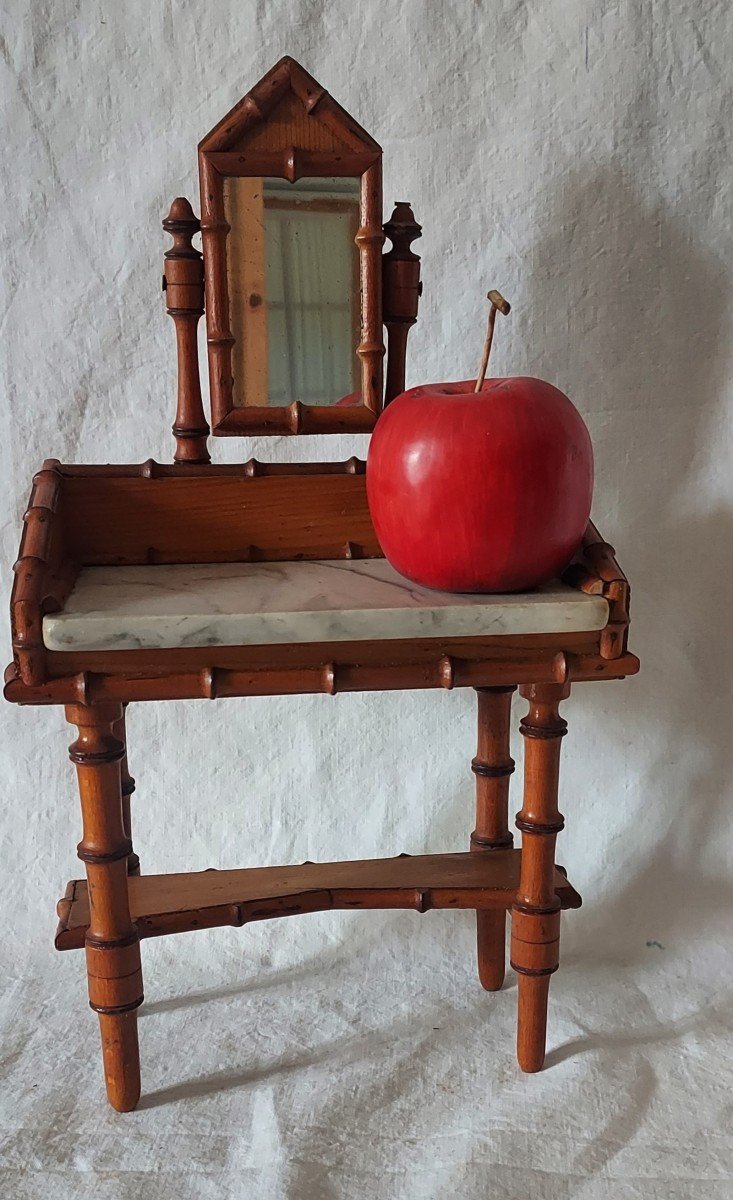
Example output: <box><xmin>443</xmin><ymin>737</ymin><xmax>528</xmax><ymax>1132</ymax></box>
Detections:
<box><xmin>474</xmin><ymin>289</ymin><xmax>511</xmax><ymax>393</ymax></box>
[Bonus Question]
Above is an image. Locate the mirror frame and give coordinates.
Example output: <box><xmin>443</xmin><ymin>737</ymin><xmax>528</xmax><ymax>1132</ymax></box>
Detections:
<box><xmin>198</xmin><ymin>57</ymin><xmax>384</xmax><ymax>436</ymax></box>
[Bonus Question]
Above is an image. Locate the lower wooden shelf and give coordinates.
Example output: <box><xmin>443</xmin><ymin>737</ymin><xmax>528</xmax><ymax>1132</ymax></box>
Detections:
<box><xmin>55</xmin><ymin>849</ymin><xmax>582</xmax><ymax>951</ymax></box>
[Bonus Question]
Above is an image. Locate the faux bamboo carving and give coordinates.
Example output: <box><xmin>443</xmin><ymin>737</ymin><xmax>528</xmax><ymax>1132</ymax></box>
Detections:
<box><xmin>10</xmin><ymin>460</ymin><xmax>75</xmax><ymax>688</ymax></box>
<box><xmin>471</xmin><ymin>686</ymin><xmax>516</xmax><ymax>990</ymax></box>
<box><xmin>5</xmin><ymin>648</ymin><xmax>641</xmax><ymax>709</ymax></box>
<box><xmin>163</xmin><ymin>198</ymin><xmax>209</xmax><ymax>465</ymax></box>
<box><xmin>562</xmin><ymin>522</ymin><xmax>630</xmax><ymax>659</ymax></box>
<box><xmin>511</xmin><ymin>682</ymin><xmax>570</xmax><ymax>1072</ymax></box>
<box><xmin>66</xmin><ymin>702</ymin><xmax>143</xmax><ymax>1112</ymax></box>
<box><xmin>6</xmin><ymin>638</ymin><xmax>639</xmax><ymax>712</ymax></box>
<box><xmin>355</xmin><ymin>159</ymin><xmax>385</xmax><ymax>413</ymax></box>
<box><xmin>41</xmin><ymin>458</ymin><xmax>367</xmax><ymax>479</ymax></box>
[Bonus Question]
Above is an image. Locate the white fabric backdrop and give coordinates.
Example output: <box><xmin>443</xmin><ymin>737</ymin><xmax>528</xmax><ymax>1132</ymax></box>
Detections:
<box><xmin>1</xmin><ymin>3</ymin><xmax>732</xmax><ymax>1197</ymax></box>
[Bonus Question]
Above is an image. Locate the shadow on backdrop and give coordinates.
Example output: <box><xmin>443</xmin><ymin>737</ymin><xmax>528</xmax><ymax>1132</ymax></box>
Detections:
<box><xmin>519</xmin><ymin>165</ymin><xmax>732</xmax><ymax>959</ymax></box>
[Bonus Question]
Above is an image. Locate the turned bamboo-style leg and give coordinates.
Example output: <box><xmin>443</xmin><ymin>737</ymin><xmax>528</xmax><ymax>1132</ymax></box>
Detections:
<box><xmin>470</xmin><ymin>686</ymin><xmax>516</xmax><ymax>990</ymax></box>
<box><xmin>66</xmin><ymin>702</ymin><xmax>143</xmax><ymax>1112</ymax></box>
<box><xmin>112</xmin><ymin>705</ymin><xmax>140</xmax><ymax>876</ymax></box>
<box><xmin>511</xmin><ymin>682</ymin><xmax>570</xmax><ymax>1072</ymax></box>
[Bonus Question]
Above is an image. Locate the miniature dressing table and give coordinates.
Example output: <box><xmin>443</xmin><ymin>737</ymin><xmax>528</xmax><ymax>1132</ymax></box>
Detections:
<box><xmin>6</xmin><ymin>58</ymin><xmax>639</xmax><ymax>1112</ymax></box>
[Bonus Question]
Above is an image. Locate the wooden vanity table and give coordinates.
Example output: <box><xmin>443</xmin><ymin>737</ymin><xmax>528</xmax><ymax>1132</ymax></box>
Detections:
<box><xmin>6</xmin><ymin>58</ymin><xmax>638</xmax><ymax>1111</ymax></box>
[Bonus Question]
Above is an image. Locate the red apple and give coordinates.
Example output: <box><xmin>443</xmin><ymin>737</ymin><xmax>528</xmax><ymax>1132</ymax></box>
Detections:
<box><xmin>366</xmin><ymin>376</ymin><xmax>593</xmax><ymax>593</ymax></box>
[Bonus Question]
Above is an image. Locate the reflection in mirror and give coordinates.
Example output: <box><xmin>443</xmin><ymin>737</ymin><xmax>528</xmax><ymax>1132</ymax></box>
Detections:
<box><xmin>224</xmin><ymin>176</ymin><xmax>361</xmax><ymax>407</ymax></box>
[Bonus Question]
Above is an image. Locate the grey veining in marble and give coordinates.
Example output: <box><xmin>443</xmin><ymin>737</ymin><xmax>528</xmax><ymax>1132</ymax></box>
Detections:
<box><xmin>42</xmin><ymin>559</ymin><xmax>609</xmax><ymax>652</ymax></box>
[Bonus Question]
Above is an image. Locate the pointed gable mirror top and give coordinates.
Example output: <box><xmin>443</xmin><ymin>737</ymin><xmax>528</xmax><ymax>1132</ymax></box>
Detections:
<box><xmin>198</xmin><ymin>57</ymin><xmax>385</xmax><ymax>434</ymax></box>
<box><xmin>199</xmin><ymin>56</ymin><xmax>381</xmax><ymax>177</ymax></box>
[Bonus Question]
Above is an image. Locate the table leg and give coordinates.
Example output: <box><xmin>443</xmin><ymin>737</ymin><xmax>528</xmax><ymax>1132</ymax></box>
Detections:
<box><xmin>66</xmin><ymin>702</ymin><xmax>143</xmax><ymax>1112</ymax></box>
<box><xmin>511</xmin><ymin>681</ymin><xmax>570</xmax><ymax>1071</ymax></box>
<box><xmin>113</xmin><ymin>704</ymin><xmax>140</xmax><ymax>876</ymax></box>
<box><xmin>471</xmin><ymin>686</ymin><xmax>516</xmax><ymax>990</ymax></box>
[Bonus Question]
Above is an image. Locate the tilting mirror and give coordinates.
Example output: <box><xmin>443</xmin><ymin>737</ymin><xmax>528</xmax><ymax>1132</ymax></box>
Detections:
<box><xmin>199</xmin><ymin>57</ymin><xmax>384</xmax><ymax>435</ymax></box>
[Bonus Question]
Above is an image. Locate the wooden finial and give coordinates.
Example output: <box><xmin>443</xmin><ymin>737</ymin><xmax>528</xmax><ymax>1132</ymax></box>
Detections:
<box><xmin>383</xmin><ymin>202</ymin><xmax>423</xmax><ymax>404</ymax></box>
<box><xmin>163</xmin><ymin>197</ymin><xmax>210</xmax><ymax>464</ymax></box>
<box><xmin>474</xmin><ymin>289</ymin><xmax>511</xmax><ymax>393</ymax></box>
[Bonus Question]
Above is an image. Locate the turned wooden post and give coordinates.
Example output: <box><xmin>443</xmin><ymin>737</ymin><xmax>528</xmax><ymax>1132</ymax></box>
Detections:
<box><xmin>470</xmin><ymin>686</ymin><xmax>515</xmax><ymax>990</ymax></box>
<box><xmin>511</xmin><ymin>681</ymin><xmax>570</xmax><ymax>1072</ymax></box>
<box><xmin>163</xmin><ymin>197</ymin><xmax>210</xmax><ymax>464</ymax></box>
<box><xmin>112</xmin><ymin>704</ymin><xmax>140</xmax><ymax>876</ymax></box>
<box><xmin>66</xmin><ymin>702</ymin><xmax>143</xmax><ymax>1112</ymax></box>
<box><xmin>382</xmin><ymin>202</ymin><xmax>422</xmax><ymax>404</ymax></box>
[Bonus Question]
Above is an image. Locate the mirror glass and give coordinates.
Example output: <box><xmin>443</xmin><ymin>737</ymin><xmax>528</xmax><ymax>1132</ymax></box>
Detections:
<box><xmin>223</xmin><ymin>176</ymin><xmax>361</xmax><ymax>407</ymax></box>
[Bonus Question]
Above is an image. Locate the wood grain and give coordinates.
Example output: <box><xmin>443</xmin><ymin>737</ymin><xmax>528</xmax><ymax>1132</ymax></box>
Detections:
<box><xmin>66</xmin><ymin>702</ymin><xmax>142</xmax><ymax>1111</ymax></box>
<box><xmin>55</xmin><ymin>849</ymin><xmax>582</xmax><ymax>951</ymax></box>
<box><xmin>224</xmin><ymin>177</ymin><xmax>268</xmax><ymax>406</ymax></box>
<box><xmin>61</xmin><ymin>471</ymin><xmax>381</xmax><ymax>564</ymax></box>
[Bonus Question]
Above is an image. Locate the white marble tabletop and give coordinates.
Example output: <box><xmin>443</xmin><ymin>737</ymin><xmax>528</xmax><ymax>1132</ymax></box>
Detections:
<box><xmin>42</xmin><ymin>559</ymin><xmax>609</xmax><ymax>652</ymax></box>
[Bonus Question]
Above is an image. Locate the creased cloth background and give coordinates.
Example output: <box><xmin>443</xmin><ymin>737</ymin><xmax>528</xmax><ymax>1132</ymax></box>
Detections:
<box><xmin>1</xmin><ymin>3</ymin><xmax>732</xmax><ymax>1198</ymax></box>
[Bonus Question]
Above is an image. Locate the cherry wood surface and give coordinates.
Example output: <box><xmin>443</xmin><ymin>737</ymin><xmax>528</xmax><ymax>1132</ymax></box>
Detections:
<box><xmin>55</xmin><ymin>850</ymin><xmax>582</xmax><ymax>952</ymax></box>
